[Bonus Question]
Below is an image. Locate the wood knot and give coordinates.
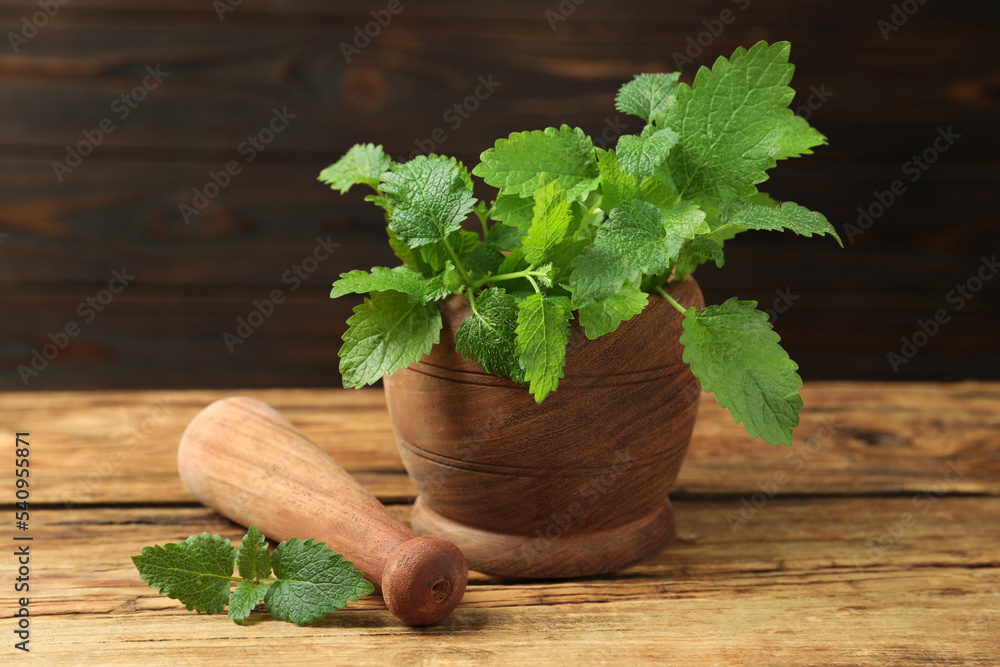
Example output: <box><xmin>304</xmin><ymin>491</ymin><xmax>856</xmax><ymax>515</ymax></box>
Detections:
<box><xmin>851</xmin><ymin>430</ymin><xmax>902</xmax><ymax>448</ymax></box>
<box><xmin>340</xmin><ymin>68</ymin><xmax>389</xmax><ymax>114</ymax></box>
<box><xmin>146</xmin><ymin>198</ymin><xmax>242</xmax><ymax>242</ymax></box>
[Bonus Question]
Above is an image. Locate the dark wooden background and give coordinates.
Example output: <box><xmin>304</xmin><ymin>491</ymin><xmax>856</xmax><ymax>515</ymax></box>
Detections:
<box><xmin>1</xmin><ymin>0</ymin><xmax>997</xmax><ymax>391</ymax></box>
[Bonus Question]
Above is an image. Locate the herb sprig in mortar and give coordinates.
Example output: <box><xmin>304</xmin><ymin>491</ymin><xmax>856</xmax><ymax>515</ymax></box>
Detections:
<box><xmin>321</xmin><ymin>41</ymin><xmax>841</xmax><ymax>446</ymax></box>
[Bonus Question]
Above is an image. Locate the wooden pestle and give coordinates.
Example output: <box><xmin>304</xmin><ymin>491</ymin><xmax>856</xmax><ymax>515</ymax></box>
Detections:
<box><xmin>176</xmin><ymin>396</ymin><xmax>467</xmax><ymax>626</ymax></box>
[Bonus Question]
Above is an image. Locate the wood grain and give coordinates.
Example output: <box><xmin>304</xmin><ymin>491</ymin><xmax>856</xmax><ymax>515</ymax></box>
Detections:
<box><xmin>176</xmin><ymin>395</ymin><xmax>467</xmax><ymax>625</ymax></box>
<box><xmin>7</xmin><ymin>499</ymin><xmax>997</xmax><ymax>665</ymax></box>
<box><xmin>0</xmin><ymin>3</ymin><xmax>994</xmax><ymax>159</ymax></box>
<box><xmin>1</xmin><ymin>383</ymin><xmax>997</xmax><ymax>509</ymax></box>
<box><xmin>387</xmin><ymin>278</ymin><xmax>703</xmax><ymax>577</ymax></box>
<box><xmin>3</xmin><ymin>157</ymin><xmax>995</xmax><ymax>287</ymax></box>
<box><xmin>1</xmin><ymin>0</ymin><xmax>997</xmax><ymax>386</ymax></box>
<box><xmin>1</xmin><ymin>383</ymin><xmax>997</xmax><ymax>664</ymax></box>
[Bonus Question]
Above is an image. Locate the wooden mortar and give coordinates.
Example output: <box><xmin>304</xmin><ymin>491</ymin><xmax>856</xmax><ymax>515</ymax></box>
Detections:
<box><xmin>384</xmin><ymin>275</ymin><xmax>704</xmax><ymax>578</ymax></box>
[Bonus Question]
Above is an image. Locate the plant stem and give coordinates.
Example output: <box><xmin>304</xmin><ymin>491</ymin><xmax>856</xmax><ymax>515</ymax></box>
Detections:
<box><xmin>655</xmin><ymin>286</ymin><xmax>688</xmax><ymax>315</ymax></box>
<box><xmin>467</xmin><ymin>289</ymin><xmax>481</xmax><ymax>318</ymax></box>
<box><xmin>475</xmin><ymin>270</ymin><xmax>528</xmax><ymax>286</ymax></box>
<box><xmin>473</xmin><ymin>267</ymin><xmax>547</xmax><ymax>289</ymax></box>
<box><xmin>476</xmin><ymin>204</ymin><xmax>494</xmax><ymax>239</ymax></box>
<box><xmin>574</xmin><ymin>197</ymin><xmax>604</xmax><ymax>240</ymax></box>
<box><xmin>443</xmin><ymin>236</ymin><xmax>474</xmax><ymax>285</ymax></box>
<box><xmin>229</xmin><ymin>575</ymin><xmax>279</xmax><ymax>586</ymax></box>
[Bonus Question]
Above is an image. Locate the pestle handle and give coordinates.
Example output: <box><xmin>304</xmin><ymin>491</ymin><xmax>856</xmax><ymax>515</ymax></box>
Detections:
<box><xmin>176</xmin><ymin>396</ymin><xmax>467</xmax><ymax>626</ymax></box>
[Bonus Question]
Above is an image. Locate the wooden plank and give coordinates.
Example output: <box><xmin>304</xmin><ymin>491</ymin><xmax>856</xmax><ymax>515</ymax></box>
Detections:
<box><xmin>1</xmin><ymin>383</ymin><xmax>997</xmax><ymax>507</ymax></box>
<box><xmin>2</xmin><ymin>278</ymin><xmax>997</xmax><ymax>391</ymax></box>
<box><xmin>0</xmin><ymin>1</ymin><xmax>997</xmax><ymax>389</ymax></box>
<box><xmin>0</xmin><ymin>282</ymin><xmax>1000</xmax><ymax>391</ymax></box>
<box><xmin>2</xmin><ymin>157</ymin><xmax>997</xmax><ymax>287</ymax></box>
<box><xmin>5</xmin><ymin>499</ymin><xmax>997</xmax><ymax>665</ymax></box>
<box><xmin>0</xmin><ymin>3</ymin><xmax>994</xmax><ymax>159</ymax></box>
<box><xmin>0</xmin><ymin>0</ymin><xmax>991</xmax><ymax>24</ymax></box>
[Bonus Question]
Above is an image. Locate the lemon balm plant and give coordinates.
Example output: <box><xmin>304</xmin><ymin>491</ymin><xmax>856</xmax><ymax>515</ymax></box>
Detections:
<box><xmin>320</xmin><ymin>41</ymin><xmax>840</xmax><ymax>447</ymax></box>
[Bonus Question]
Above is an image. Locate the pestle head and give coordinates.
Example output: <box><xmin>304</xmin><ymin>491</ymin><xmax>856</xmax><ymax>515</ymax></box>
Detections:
<box><xmin>381</xmin><ymin>536</ymin><xmax>468</xmax><ymax>626</ymax></box>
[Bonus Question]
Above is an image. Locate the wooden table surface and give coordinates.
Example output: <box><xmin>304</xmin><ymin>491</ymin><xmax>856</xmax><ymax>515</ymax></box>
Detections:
<box><xmin>2</xmin><ymin>382</ymin><xmax>998</xmax><ymax>665</ymax></box>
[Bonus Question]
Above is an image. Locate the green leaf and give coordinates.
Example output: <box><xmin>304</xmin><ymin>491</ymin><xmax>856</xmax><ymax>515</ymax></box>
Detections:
<box><xmin>366</xmin><ymin>193</ymin><xmax>391</xmax><ymax>212</ymax></box>
<box><xmin>386</xmin><ymin>227</ymin><xmax>429</xmax><ymax>274</ymax></box>
<box><xmin>456</xmin><ymin>288</ymin><xmax>525</xmax><ymax>383</ymax></box>
<box><xmin>616</xmin><ymin>129</ymin><xmax>678</xmax><ymax>180</ymax></box>
<box><xmin>339</xmin><ymin>291</ymin><xmax>442</xmax><ymax>387</ymax></box>
<box><xmin>774</xmin><ymin>114</ymin><xmax>827</xmax><ymax>160</ymax></box>
<box><xmin>236</xmin><ymin>526</ymin><xmax>271</xmax><ymax>582</ymax></box>
<box><xmin>229</xmin><ymin>581</ymin><xmax>268</xmax><ymax>624</ymax></box>
<box><xmin>131</xmin><ymin>533</ymin><xmax>235</xmax><ymax>615</ymax></box>
<box><xmin>672</xmin><ymin>237</ymin><xmax>726</xmax><ymax>281</ymax></box>
<box><xmin>662</xmin><ymin>201</ymin><xmax>710</xmax><ymax>238</ymax></box>
<box><xmin>615</xmin><ymin>73</ymin><xmax>681</xmax><ymax>122</ymax></box>
<box><xmin>664</xmin><ymin>41</ymin><xmax>795</xmax><ymax>201</ymax></box>
<box><xmin>570</xmin><ymin>200</ymin><xmax>706</xmax><ymax>307</ymax></box>
<box><xmin>230</xmin><ymin>525</ymin><xmax>270</xmax><ymax>623</ymax></box>
<box><xmin>689</xmin><ymin>238</ymin><xmax>726</xmax><ymax>267</ymax></box>
<box><xmin>641</xmin><ymin>172</ymin><xmax>681</xmax><ymax>212</ymax></box>
<box><xmin>417</xmin><ymin>229</ymin><xmax>480</xmax><ymax>274</ymax></box>
<box><xmin>515</xmin><ymin>293</ymin><xmax>573</xmax><ymax>402</ymax></box>
<box><xmin>459</xmin><ymin>244</ymin><xmax>505</xmax><ymax>280</ymax></box>
<box><xmin>428</xmin><ymin>152</ymin><xmax>475</xmax><ymax>191</ymax></box>
<box><xmin>680</xmin><ymin>298</ymin><xmax>803</xmax><ymax>446</ymax></box>
<box><xmin>490</xmin><ymin>194</ymin><xmax>535</xmax><ymax>232</ymax></box>
<box><xmin>578</xmin><ymin>285</ymin><xmax>649</xmax><ymax>339</ymax></box>
<box><xmin>497</xmin><ymin>247</ymin><xmax>527</xmax><ymax>275</ymax></box>
<box><xmin>545</xmin><ymin>237</ymin><xmax>589</xmax><ymax>290</ymax></box>
<box><xmin>718</xmin><ymin>199</ymin><xmax>842</xmax><ymax>246</ymax></box>
<box><xmin>423</xmin><ymin>261</ymin><xmax>464</xmax><ymax>300</ymax></box>
<box><xmin>486</xmin><ymin>219</ymin><xmax>524</xmax><ymax>251</ymax></box>
<box><xmin>523</xmin><ymin>178</ymin><xmax>573</xmax><ymax>265</ymax></box>
<box><xmin>597</xmin><ymin>148</ymin><xmax>640</xmax><ymax>214</ymax></box>
<box><xmin>380</xmin><ymin>155</ymin><xmax>476</xmax><ymax>248</ymax></box>
<box><xmin>331</xmin><ymin>266</ymin><xmax>443</xmax><ymax>303</ymax></box>
<box><xmin>265</xmin><ymin>537</ymin><xmax>374</xmax><ymax>627</ymax></box>
<box><xmin>473</xmin><ymin>125</ymin><xmax>601</xmax><ymax>201</ymax></box>
<box><xmin>319</xmin><ymin>144</ymin><xmax>392</xmax><ymax>194</ymax></box>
